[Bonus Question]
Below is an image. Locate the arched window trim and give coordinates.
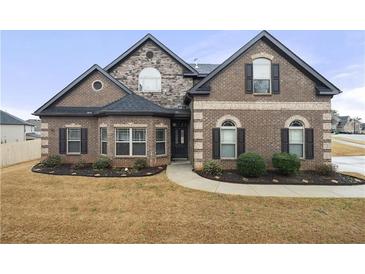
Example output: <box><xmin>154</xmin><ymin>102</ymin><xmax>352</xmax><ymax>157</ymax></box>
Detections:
<box><xmin>138</xmin><ymin>67</ymin><xmax>161</xmax><ymax>92</ymax></box>
<box><xmin>253</xmin><ymin>57</ymin><xmax>271</xmax><ymax>94</ymax></box>
<box><xmin>288</xmin><ymin>120</ymin><xmax>305</xmax><ymax>159</ymax></box>
<box><xmin>220</xmin><ymin>120</ymin><xmax>237</xmax><ymax>159</ymax></box>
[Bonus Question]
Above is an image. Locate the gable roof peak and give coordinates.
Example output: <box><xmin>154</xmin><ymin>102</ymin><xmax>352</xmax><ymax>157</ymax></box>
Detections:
<box><xmin>104</xmin><ymin>33</ymin><xmax>198</xmax><ymax>75</ymax></box>
<box><xmin>33</xmin><ymin>64</ymin><xmax>133</xmax><ymax>115</ymax></box>
<box><xmin>189</xmin><ymin>30</ymin><xmax>341</xmax><ymax>96</ymax></box>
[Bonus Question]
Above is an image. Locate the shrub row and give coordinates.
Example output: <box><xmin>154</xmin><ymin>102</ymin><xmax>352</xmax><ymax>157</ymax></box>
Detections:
<box><xmin>203</xmin><ymin>152</ymin><xmax>302</xmax><ymax>177</ymax></box>
<box><xmin>41</xmin><ymin>155</ymin><xmax>148</xmax><ymax>171</ymax></box>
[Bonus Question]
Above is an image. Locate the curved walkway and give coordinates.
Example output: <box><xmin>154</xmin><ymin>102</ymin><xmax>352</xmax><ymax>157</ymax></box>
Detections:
<box><xmin>166</xmin><ymin>162</ymin><xmax>365</xmax><ymax>198</ymax></box>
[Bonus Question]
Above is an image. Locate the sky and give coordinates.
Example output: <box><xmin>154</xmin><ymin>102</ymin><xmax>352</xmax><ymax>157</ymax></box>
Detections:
<box><xmin>1</xmin><ymin>30</ymin><xmax>364</xmax><ymax>120</ymax></box>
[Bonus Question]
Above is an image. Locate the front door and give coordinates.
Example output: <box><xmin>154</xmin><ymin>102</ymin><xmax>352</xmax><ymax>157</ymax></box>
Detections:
<box><xmin>171</xmin><ymin>120</ymin><xmax>188</xmax><ymax>159</ymax></box>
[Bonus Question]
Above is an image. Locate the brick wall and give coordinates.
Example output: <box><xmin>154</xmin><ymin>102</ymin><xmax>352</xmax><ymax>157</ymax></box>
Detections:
<box><xmin>55</xmin><ymin>71</ymin><xmax>126</xmax><ymax>107</ymax></box>
<box><xmin>109</xmin><ymin>41</ymin><xmax>194</xmax><ymax>109</ymax></box>
<box><xmin>41</xmin><ymin>116</ymin><xmax>170</xmax><ymax>167</ymax></box>
<box><xmin>204</xmin><ymin>40</ymin><xmax>329</xmax><ymax>103</ymax></box>
<box><xmin>192</xmin><ymin>109</ymin><xmax>331</xmax><ymax>170</ymax></box>
<box><xmin>190</xmin><ymin>39</ymin><xmax>332</xmax><ymax>170</ymax></box>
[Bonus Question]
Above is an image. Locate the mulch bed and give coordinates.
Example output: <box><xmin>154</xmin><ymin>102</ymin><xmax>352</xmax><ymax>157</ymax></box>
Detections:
<box><xmin>32</xmin><ymin>163</ymin><xmax>166</xmax><ymax>177</ymax></box>
<box><xmin>196</xmin><ymin>170</ymin><xmax>365</xmax><ymax>186</ymax></box>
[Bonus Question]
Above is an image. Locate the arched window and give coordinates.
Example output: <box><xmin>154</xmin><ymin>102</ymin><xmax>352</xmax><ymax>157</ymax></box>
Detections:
<box><xmin>289</xmin><ymin>120</ymin><xmax>304</xmax><ymax>158</ymax></box>
<box><xmin>253</xmin><ymin>58</ymin><xmax>271</xmax><ymax>94</ymax></box>
<box><xmin>220</xmin><ymin>120</ymin><xmax>236</xmax><ymax>159</ymax></box>
<box><xmin>138</xmin><ymin>67</ymin><xmax>161</xmax><ymax>92</ymax></box>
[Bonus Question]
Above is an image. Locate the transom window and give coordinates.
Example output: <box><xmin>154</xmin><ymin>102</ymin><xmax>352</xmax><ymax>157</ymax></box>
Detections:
<box><xmin>220</xmin><ymin>120</ymin><xmax>237</xmax><ymax>159</ymax></box>
<box><xmin>156</xmin><ymin>128</ymin><xmax>166</xmax><ymax>155</ymax></box>
<box><xmin>115</xmin><ymin>128</ymin><xmax>146</xmax><ymax>156</ymax></box>
<box><xmin>289</xmin><ymin>120</ymin><xmax>304</xmax><ymax>158</ymax></box>
<box><xmin>253</xmin><ymin>58</ymin><xmax>271</xmax><ymax>94</ymax></box>
<box><xmin>67</xmin><ymin>128</ymin><xmax>81</xmax><ymax>154</ymax></box>
<box><xmin>138</xmin><ymin>67</ymin><xmax>161</xmax><ymax>92</ymax></box>
<box><xmin>100</xmin><ymin>127</ymin><xmax>107</xmax><ymax>155</ymax></box>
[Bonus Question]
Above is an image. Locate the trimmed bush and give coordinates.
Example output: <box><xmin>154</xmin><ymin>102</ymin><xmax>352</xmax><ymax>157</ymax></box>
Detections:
<box><xmin>133</xmin><ymin>159</ymin><xmax>148</xmax><ymax>171</ymax></box>
<box><xmin>92</xmin><ymin>156</ymin><xmax>112</xmax><ymax>170</ymax></box>
<box><xmin>74</xmin><ymin>159</ymin><xmax>87</xmax><ymax>170</ymax></box>
<box><xmin>41</xmin><ymin>155</ymin><xmax>62</xmax><ymax>167</ymax></box>
<box><xmin>315</xmin><ymin>163</ymin><xmax>337</xmax><ymax>176</ymax></box>
<box><xmin>202</xmin><ymin>160</ymin><xmax>223</xmax><ymax>176</ymax></box>
<box><xmin>272</xmin><ymin>152</ymin><xmax>300</xmax><ymax>175</ymax></box>
<box><xmin>236</xmin><ymin>152</ymin><xmax>266</xmax><ymax>177</ymax></box>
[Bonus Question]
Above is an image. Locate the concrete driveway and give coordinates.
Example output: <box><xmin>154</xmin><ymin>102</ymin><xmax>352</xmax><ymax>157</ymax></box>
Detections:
<box><xmin>166</xmin><ymin>162</ymin><xmax>365</xmax><ymax>198</ymax></box>
<box><xmin>332</xmin><ymin>156</ymin><xmax>365</xmax><ymax>175</ymax></box>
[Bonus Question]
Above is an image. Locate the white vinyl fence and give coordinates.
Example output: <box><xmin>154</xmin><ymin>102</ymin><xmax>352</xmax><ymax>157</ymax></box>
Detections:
<box><xmin>0</xmin><ymin>139</ymin><xmax>41</xmax><ymax>168</ymax></box>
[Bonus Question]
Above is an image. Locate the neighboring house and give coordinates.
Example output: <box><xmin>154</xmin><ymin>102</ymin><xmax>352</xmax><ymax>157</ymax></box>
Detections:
<box><xmin>337</xmin><ymin>116</ymin><xmax>361</xmax><ymax>134</ymax></box>
<box><xmin>331</xmin><ymin>111</ymin><xmax>340</xmax><ymax>133</ymax></box>
<box><xmin>26</xmin><ymin>119</ymin><xmax>42</xmax><ymax>140</ymax></box>
<box><xmin>361</xmin><ymin>123</ymin><xmax>365</xmax><ymax>134</ymax></box>
<box><xmin>33</xmin><ymin>31</ymin><xmax>341</xmax><ymax>170</ymax></box>
<box><xmin>0</xmin><ymin>110</ymin><xmax>34</xmax><ymax>143</ymax></box>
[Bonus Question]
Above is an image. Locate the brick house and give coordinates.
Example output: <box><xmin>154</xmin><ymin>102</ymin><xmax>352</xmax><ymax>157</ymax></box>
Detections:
<box><xmin>33</xmin><ymin>31</ymin><xmax>341</xmax><ymax>170</ymax></box>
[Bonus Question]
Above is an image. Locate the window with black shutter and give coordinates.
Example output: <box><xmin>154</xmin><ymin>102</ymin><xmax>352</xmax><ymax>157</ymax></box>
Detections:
<box><xmin>272</xmin><ymin>64</ymin><xmax>280</xmax><ymax>94</ymax></box>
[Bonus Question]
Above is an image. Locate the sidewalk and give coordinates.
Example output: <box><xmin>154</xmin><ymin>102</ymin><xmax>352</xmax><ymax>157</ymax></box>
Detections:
<box><xmin>166</xmin><ymin>162</ymin><xmax>365</xmax><ymax>198</ymax></box>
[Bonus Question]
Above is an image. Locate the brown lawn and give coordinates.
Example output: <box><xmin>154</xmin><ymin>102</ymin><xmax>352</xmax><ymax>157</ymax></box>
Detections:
<box><xmin>332</xmin><ymin>141</ymin><xmax>365</xmax><ymax>156</ymax></box>
<box><xmin>1</xmin><ymin>161</ymin><xmax>364</xmax><ymax>244</ymax></box>
<box><xmin>333</xmin><ymin>136</ymin><xmax>365</xmax><ymax>146</ymax></box>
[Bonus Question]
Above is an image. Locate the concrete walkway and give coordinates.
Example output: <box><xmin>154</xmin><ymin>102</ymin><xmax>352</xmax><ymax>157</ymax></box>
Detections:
<box><xmin>166</xmin><ymin>162</ymin><xmax>365</xmax><ymax>198</ymax></box>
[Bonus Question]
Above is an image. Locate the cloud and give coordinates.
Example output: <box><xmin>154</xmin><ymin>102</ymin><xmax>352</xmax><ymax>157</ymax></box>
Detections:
<box><xmin>329</xmin><ymin>63</ymin><xmax>365</xmax><ymax>90</ymax></box>
<box><xmin>332</xmin><ymin>86</ymin><xmax>365</xmax><ymax>120</ymax></box>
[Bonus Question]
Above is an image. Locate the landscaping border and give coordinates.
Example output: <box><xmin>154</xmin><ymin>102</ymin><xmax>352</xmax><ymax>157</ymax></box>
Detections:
<box><xmin>31</xmin><ymin>163</ymin><xmax>166</xmax><ymax>178</ymax></box>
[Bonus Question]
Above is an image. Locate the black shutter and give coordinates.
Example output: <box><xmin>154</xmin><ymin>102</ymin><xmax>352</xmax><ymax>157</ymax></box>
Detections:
<box><xmin>305</xmin><ymin>128</ymin><xmax>314</xmax><ymax>159</ymax></box>
<box><xmin>245</xmin><ymin>63</ymin><xmax>253</xmax><ymax>93</ymax></box>
<box><xmin>237</xmin><ymin>128</ymin><xmax>245</xmax><ymax>157</ymax></box>
<box><xmin>272</xmin><ymin>64</ymin><xmax>280</xmax><ymax>94</ymax></box>
<box><xmin>59</xmin><ymin>128</ymin><xmax>66</xmax><ymax>154</ymax></box>
<box><xmin>212</xmin><ymin>128</ymin><xmax>220</xmax><ymax>159</ymax></box>
<box><xmin>281</xmin><ymin>128</ymin><xmax>289</xmax><ymax>153</ymax></box>
<box><xmin>81</xmin><ymin>128</ymin><xmax>88</xmax><ymax>154</ymax></box>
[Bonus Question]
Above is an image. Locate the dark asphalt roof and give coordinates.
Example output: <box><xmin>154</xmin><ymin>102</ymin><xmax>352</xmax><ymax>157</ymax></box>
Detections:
<box><xmin>189</xmin><ymin>64</ymin><xmax>220</xmax><ymax>74</ymax></box>
<box><xmin>37</xmin><ymin>94</ymin><xmax>190</xmax><ymax>118</ymax></box>
<box><xmin>0</xmin><ymin>110</ymin><xmax>32</xmax><ymax>125</ymax></box>
<box><xmin>99</xmin><ymin>94</ymin><xmax>173</xmax><ymax>115</ymax></box>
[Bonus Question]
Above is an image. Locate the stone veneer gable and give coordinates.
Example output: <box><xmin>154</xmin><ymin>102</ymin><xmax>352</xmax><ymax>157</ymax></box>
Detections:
<box><xmin>109</xmin><ymin>40</ymin><xmax>194</xmax><ymax>109</ymax></box>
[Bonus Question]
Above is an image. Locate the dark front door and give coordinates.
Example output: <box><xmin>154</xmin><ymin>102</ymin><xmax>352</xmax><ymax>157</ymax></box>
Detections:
<box><xmin>171</xmin><ymin>120</ymin><xmax>188</xmax><ymax>159</ymax></box>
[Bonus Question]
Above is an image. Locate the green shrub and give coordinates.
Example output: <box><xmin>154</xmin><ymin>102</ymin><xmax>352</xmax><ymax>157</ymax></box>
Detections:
<box><xmin>74</xmin><ymin>159</ymin><xmax>87</xmax><ymax>170</ymax></box>
<box><xmin>272</xmin><ymin>152</ymin><xmax>301</xmax><ymax>175</ymax></box>
<box><xmin>236</xmin><ymin>152</ymin><xmax>266</xmax><ymax>177</ymax></box>
<box><xmin>41</xmin><ymin>155</ymin><xmax>62</xmax><ymax>167</ymax></box>
<box><xmin>133</xmin><ymin>159</ymin><xmax>148</xmax><ymax>171</ymax></box>
<box><xmin>315</xmin><ymin>163</ymin><xmax>337</xmax><ymax>176</ymax></box>
<box><xmin>202</xmin><ymin>160</ymin><xmax>223</xmax><ymax>176</ymax></box>
<box><xmin>92</xmin><ymin>156</ymin><xmax>112</xmax><ymax>170</ymax></box>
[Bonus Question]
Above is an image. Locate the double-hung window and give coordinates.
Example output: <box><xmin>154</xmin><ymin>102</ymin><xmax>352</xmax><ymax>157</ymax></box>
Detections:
<box><xmin>67</xmin><ymin>128</ymin><xmax>81</xmax><ymax>154</ymax></box>
<box><xmin>100</xmin><ymin>127</ymin><xmax>107</xmax><ymax>155</ymax></box>
<box><xmin>115</xmin><ymin>128</ymin><xmax>146</xmax><ymax>156</ymax></box>
<box><xmin>156</xmin><ymin>128</ymin><xmax>166</xmax><ymax>155</ymax></box>
<box><xmin>253</xmin><ymin>58</ymin><xmax>271</xmax><ymax>94</ymax></box>
<box><xmin>289</xmin><ymin>120</ymin><xmax>305</xmax><ymax>158</ymax></box>
<box><xmin>220</xmin><ymin>121</ymin><xmax>236</xmax><ymax>159</ymax></box>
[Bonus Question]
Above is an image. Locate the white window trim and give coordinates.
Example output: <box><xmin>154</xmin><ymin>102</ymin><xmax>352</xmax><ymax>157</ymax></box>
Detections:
<box><xmin>66</xmin><ymin>128</ymin><xmax>81</xmax><ymax>155</ymax></box>
<box><xmin>138</xmin><ymin>68</ymin><xmax>161</xmax><ymax>93</ymax></box>
<box><xmin>156</xmin><ymin>128</ymin><xmax>167</xmax><ymax>156</ymax></box>
<box><xmin>220</xmin><ymin>126</ymin><xmax>237</xmax><ymax>160</ymax></box>
<box><xmin>100</xmin><ymin>127</ymin><xmax>107</xmax><ymax>155</ymax></box>
<box><xmin>115</xmin><ymin>128</ymin><xmax>147</xmax><ymax>157</ymax></box>
<box><xmin>253</xmin><ymin>58</ymin><xmax>272</xmax><ymax>95</ymax></box>
<box><xmin>92</xmin><ymin>80</ymin><xmax>104</xmax><ymax>91</ymax></box>
<box><xmin>288</xmin><ymin>123</ymin><xmax>305</xmax><ymax>159</ymax></box>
